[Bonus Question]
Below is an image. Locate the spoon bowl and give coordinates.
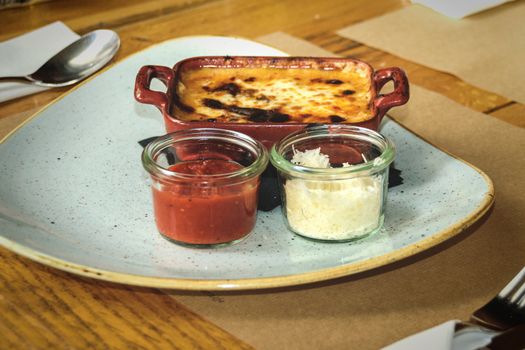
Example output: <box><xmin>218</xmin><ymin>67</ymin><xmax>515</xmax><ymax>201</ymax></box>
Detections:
<box><xmin>0</xmin><ymin>29</ymin><xmax>120</xmax><ymax>87</ymax></box>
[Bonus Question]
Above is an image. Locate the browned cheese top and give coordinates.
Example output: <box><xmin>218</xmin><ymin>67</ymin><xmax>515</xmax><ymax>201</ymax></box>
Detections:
<box><xmin>174</xmin><ymin>64</ymin><xmax>374</xmax><ymax>124</ymax></box>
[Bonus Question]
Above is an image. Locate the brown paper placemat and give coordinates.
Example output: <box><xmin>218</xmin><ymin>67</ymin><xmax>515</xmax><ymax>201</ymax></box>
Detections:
<box><xmin>337</xmin><ymin>1</ymin><xmax>525</xmax><ymax>104</ymax></box>
<box><xmin>171</xmin><ymin>33</ymin><xmax>525</xmax><ymax>350</ymax></box>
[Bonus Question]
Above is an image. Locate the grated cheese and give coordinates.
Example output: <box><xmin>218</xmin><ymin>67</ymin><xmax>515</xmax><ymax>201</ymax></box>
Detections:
<box><xmin>284</xmin><ymin>148</ymin><xmax>383</xmax><ymax>240</ymax></box>
<box><xmin>291</xmin><ymin>147</ymin><xmax>330</xmax><ymax>168</ymax></box>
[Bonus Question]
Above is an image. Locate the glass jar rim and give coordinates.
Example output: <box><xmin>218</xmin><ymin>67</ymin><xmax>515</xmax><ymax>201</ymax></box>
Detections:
<box><xmin>270</xmin><ymin>125</ymin><xmax>395</xmax><ymax>179</ymax></box>
<box><xmin>142</xmin><ymin>128</ymin><xmax>269</xmax><ymax>182</ymax></box>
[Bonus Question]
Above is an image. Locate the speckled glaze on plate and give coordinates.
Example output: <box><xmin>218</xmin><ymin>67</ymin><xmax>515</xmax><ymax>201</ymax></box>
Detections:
<box><xmin>0</xmin><ymin>36</ymin><xmax>494</xmax><ymax>291</ymax></box>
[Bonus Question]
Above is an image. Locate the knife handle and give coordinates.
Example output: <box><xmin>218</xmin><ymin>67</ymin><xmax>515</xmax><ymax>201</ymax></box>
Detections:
<box><xmin>488</xmin><ymin>324</ymin><xmax>525</xmax><ymax>350</ymax></box>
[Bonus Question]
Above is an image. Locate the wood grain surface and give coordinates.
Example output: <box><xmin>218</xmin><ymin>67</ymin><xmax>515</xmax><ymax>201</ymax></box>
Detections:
<box><xmin>0</xmin><ymin>249</ymin><xmax>253</xmax><ymax>349</ymax></box>
<box><xmin>1</xmin><ymin>0</ymin><xmax>523</xmax><ymax>349</ymax></box>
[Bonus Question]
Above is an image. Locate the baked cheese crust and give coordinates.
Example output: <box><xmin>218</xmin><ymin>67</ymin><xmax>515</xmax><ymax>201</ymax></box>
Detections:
<box><xmin>173</xmin><ymin>61</ymin><xmax>374</xmax><ymax>124</ymax></box>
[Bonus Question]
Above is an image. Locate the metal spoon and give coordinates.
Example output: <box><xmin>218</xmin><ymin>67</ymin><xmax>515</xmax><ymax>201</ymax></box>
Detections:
<box><xmin>0</xmin><ymin>29</ymin><xmax>120</xmax><ymax>87</ymax></box>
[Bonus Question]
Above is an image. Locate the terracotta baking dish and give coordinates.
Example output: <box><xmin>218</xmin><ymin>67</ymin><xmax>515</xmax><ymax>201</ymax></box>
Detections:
<box><xmin>134</xmin><ymin>56</ymin><xmax>409</xmax><ymax>147</ymax></box>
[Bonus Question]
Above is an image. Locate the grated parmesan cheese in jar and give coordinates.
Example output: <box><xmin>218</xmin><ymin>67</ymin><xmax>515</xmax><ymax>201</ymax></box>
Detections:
<box><xmin>284</xmin><ymin>148</ymin><xmax>383</xmax><ymax>241</ymax></box>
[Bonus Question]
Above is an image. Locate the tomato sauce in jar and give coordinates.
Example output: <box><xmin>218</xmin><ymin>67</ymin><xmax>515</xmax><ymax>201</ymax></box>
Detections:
<box><xmin>142</xmin><ymin>129</ymin><xmax>268</xmax><ymax>248</ymax></box>
<box><xmin>152</xmin><ymin>160</ymin><xmax>259</xmax><ymax>245</ymax></box>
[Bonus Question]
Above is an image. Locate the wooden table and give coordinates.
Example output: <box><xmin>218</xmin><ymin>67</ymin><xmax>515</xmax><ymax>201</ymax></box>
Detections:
<box><xmin>1</xmin><ymin>1</ymin><xmax>523</xmax><ymax>349</ymax></box>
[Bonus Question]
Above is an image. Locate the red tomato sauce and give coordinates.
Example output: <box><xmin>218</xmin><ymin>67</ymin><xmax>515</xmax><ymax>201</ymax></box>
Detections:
<box><xmin>152</xmin><ymin>159</ymin><xmax>258</xmax><ymax>245</ymax></box>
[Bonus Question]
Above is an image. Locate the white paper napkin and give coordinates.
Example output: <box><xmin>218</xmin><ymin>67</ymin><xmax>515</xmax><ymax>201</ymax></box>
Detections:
<box><xmin>412</xmin><ymin>0</ymin><xmax>514</xmax><ymax>18</ymax></box>
<box><xmin>383</xmin><ymin>320</ymin><xmax>495</xmax><ymax>350</ymax></box>
<box><xmin>0</xmin><ymin>21</ymin><xmax>80</xmax><ymax>103</ymax></box>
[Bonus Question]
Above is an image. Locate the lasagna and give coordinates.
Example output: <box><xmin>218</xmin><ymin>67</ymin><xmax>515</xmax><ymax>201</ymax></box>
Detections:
<box><xmin>172</xmin><ymin>58</ymin><xmax>374</xmax><ymax>124</ymax></box>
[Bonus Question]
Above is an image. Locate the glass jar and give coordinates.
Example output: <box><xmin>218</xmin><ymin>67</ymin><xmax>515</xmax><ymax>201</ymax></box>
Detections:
<box><xmin>142</xmin><ymin>128</ymin><xmax>268</xmax><ymax>248</ymax></box>
<box><xmin>270</xmin><ymin>125</ymin><xmax>395</xmax><ymax>242</ymax></box>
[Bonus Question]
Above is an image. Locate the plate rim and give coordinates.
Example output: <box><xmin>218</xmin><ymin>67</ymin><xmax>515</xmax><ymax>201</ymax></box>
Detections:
<box><xmin>0</xmin><ymin>35</ymin><xmax>495</xmax><ymax>291</ymax></box>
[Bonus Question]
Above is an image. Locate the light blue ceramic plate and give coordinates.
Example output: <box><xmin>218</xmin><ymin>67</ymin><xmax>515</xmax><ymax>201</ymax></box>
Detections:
<box><xmin>0</xmin><ymin>36</ymin><xmax>494</xmax><ymax>290</ymax></box>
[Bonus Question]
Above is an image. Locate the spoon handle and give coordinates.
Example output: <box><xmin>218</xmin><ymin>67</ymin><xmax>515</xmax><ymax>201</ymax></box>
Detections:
<box><xmin>0</xmin><ymin>76</ymin><xmax>32</xmax><ymax>84</ymax></box>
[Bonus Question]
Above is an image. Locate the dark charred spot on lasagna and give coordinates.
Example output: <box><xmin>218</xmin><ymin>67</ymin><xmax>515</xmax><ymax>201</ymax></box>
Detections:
<box><xmin>202</xmin><ymin>85</ymin><xmax>211</xmax><ymax>92</ymax></box>
<box><xmin>301</xmin><ymin>114</ymin><xmax>312</xmax><ymax>118</ymax></box>
<box><xmin>173</xmin><ymin>94</ymin><xmax>195</xmax><ymax>113</ymax></box>
<box><xmin>213</xmin><ymin>82</ymin><xmax>241</xmax><ymax>96</ymax></box>
<box><xmin>342</xmin><ymin>89</ymin><xmax>355</xmax><ymax>95</ymax></box>
<box><xmin>247</xmin><ymin>110</ymin><xmax>270</xmax><ymax>122</ymax></box>
<box><xmin>326</xmin><ymin>79</ymin><xmax>344</xmax><ymax>85</ymax></box>
<box><xmin>244</xmin><ymin>77</ymin><xmax>256</xmax><ymax>82</ymax></box>
<box><xmin>329</xmin><ymin>115</ymin><xmax>345</xmax><ymax>123</ymax></box>
<box><xmin>172</xmin><ymin>99</ymin><xmax>195</xmax><ymax>115</ymax></box>
<box><xmin>268</xmin><ymin>112</ymin><xmax>291</xmax><ymax>123</ymax></box>
<box><xmin>227</xmin><ymin>105</ymin><xmax>264</xmax><ymax>120</ymax></box>
<box><xmin>179</xmin><ymin>103</ymin><xmax>195</xmax><ymax>113</ymax></box>
<box><xmin>203</xmin><ymin>98</ymin><xmax>225</xmax><ymax>109</ymax></box>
